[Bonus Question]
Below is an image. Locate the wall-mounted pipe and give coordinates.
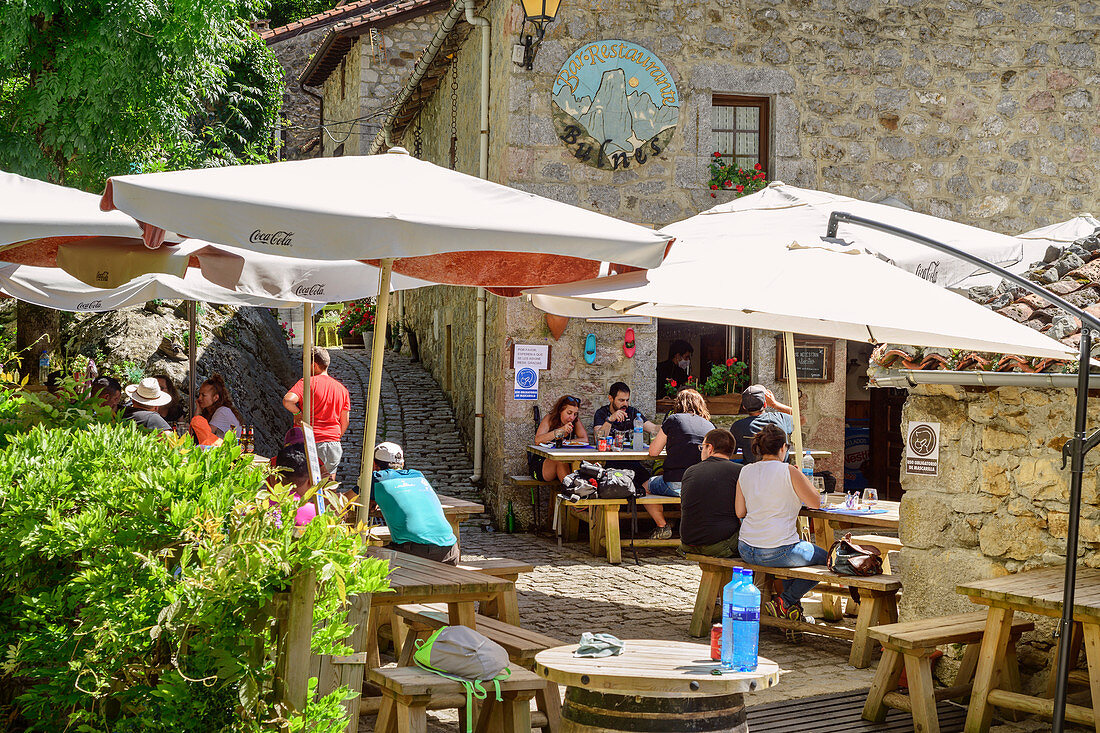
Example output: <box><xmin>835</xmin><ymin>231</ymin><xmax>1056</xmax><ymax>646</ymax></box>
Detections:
<box><xmin>871</xmin><ymin>369</ymin><xmax>1100</xmax><ymax>389</ymax></box>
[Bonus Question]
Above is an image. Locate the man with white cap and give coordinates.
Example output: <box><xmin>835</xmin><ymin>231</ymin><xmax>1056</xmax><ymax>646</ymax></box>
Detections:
<box><xmin>123</xmin><ymin>377</ymin><xmax>173</xmax><ymax>433</ymax></box>
<box><xmin>370</xmin><ymin>442</ymin><xmax>459</xmax><ymax>565</ymax></box>
<box><xmin>730</xmin><ymin>384</ymin><xmax>794</xmax><ymax>464</ymax></box>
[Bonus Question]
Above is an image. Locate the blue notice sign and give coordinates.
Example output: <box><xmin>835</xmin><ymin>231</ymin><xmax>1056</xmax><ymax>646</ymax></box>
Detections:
<box><xmin>514</xmin><ymin>367</ymin><xmax>539</xmax><ymax>400</ymax></box>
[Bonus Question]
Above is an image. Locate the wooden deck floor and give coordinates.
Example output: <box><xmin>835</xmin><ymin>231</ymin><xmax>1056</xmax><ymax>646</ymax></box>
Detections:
<box><xmin>746</xmin><ymin>689</ymin><xmax>967</xmax><ymax>732</ymax></box>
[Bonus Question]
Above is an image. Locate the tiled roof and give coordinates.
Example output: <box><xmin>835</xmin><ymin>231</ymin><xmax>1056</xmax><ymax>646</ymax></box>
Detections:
<box><xmin>260</xmin><ymin>0</ymin><xmax>384</xmax><ymax>44</ymax></box>
<box><xmin>298</xmin><ymin>0</ymin><xmax>449</xmax><ymax>87</ymax></box>
<box><xmin>870</xmin><ymin>224</ymin><xmax>1100</xmax><ymax>374</ymax></box>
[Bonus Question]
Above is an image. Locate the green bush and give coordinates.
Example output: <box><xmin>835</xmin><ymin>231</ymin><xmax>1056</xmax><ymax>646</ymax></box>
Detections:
<box><xmin>0</xmin><ymin>420</ymin><xmax>388</xmax><ymax>731</ymax></box>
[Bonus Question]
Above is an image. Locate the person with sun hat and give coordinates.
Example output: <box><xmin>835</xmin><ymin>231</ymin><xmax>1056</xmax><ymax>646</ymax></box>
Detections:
<box><xmin>122</xmin><ymin>377</ymin><xmax>173</xmax><ymax>434</ymax></box>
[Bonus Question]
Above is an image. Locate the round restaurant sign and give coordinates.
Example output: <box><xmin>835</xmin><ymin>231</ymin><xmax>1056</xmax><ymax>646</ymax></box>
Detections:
<box><xmin>551</xmin><ymin>40</ymin><xmax>679</xmax><ymax>171</ymax></box>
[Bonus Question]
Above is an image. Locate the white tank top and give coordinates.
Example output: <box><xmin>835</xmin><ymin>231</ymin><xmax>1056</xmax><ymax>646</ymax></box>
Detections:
<box><xmin>737</xmin><ymin>459</ymin><xmax>803</xmax><ymax>548</ymax></box>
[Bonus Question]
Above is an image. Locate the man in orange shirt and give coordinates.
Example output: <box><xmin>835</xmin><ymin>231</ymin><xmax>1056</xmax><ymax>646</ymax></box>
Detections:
<box><xmin>283</xmin><ymin>347</ymin><xmax>351</xmax><ymax>482</ymax></box>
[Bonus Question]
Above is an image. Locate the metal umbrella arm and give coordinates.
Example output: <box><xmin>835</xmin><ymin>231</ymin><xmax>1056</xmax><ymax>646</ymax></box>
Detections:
<box><xmin>827</xmin><ymin>210</ymin><xmax>1095</xmax><ymax>733</ymax></box>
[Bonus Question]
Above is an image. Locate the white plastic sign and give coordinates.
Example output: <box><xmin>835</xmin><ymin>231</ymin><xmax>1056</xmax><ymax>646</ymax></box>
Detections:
<box><xmin>904</xmin><ymin>421</ymin><xmax>940</xmax><ymax>476</ymax></box>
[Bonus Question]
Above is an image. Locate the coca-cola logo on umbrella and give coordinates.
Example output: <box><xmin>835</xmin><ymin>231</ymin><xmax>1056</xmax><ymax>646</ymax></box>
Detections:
<box><xmin>293</xmin><ymin>283</ymin><xmax>325</xmax><ymax>297</ymax></box>
<box><xmin>250</xmin><ymin>229</ymin><xmax>294</xmax><ymax>247</ymax></box>
<box><xmin>551</xmin><ymin>40</ymin><xmax>679</xmax><ymax>171</ymax></box>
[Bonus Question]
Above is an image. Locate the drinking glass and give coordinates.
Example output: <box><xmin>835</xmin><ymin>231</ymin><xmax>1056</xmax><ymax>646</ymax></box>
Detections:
<box><xmin>862</xmin><ymin>488</ymin><xmax>878</xmax><ymax>509</ymax></box>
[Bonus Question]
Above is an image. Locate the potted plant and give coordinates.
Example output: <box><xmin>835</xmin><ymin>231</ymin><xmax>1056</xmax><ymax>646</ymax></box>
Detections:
<box><xmin>656</xmin><ymin>357</ymin><xmax>749</xmax><ymax>414</ymax></box>
<box><xmin>707</xmin><ymin>153</ymin><xmax>768</xmax><ymax>199</ymax></box>
<box><xmin>337</xmin><ymin>299</ymin><xmax>376</xmax><ymax>348</ymax></box>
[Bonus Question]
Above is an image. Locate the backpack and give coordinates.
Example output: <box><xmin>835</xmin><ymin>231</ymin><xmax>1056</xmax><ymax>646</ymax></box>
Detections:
<box><xmin>596</xmin><ymin>467</ymin><xmax>638</xmax><ymax>500</ymax></box>
<box><xmin>413</xmin><ymin>626</ymin><xmax>511</xmax><ymax>730</ymax></box>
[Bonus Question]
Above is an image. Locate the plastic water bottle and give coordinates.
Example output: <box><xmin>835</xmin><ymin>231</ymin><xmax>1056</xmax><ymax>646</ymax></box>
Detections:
<box><xmin>802</xmin><ymin>451</ymin><xmax>815</xmax><ymax>481</ymax></box>
<box><xmin>37</xmin><ymin>351</ymin><xmax>50</xmax><ymax>384</ymax></box>
<box><xmin>633</xmin><ymin>414</ymin><xmax>644</xmax><ymax>450</ymax></box>
<box><xmin>720</xmin><ymin>572</ymin><xmax>744</xmax><ymax>669</ymax></box>
<box><xmin>726</xmin><ymin>569</ymin><xmax>761</xmax><ymax>672</ymax></box>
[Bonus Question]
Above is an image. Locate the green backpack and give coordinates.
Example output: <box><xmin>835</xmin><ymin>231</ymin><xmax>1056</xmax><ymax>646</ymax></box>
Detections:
<box><xmin>413</xmin><ymin>626</ymin><xmax>511</xmax><ymax>730</ymax></box>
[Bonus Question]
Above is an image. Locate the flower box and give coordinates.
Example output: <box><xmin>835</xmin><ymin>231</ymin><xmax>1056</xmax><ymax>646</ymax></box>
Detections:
<box><xmin>657</xmin><ymin>393</ymin><xmax>743</xmax><ymax>415</ymax></box>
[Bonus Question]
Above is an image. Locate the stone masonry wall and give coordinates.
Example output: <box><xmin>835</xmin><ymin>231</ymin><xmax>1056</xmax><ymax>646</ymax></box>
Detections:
<box><xmin>899</xmin><ymin>382</ymin><xmax>1100</xmax><ymax>690</ymax></box>
<box><xmin>502</xmin><ymin>0</ymin><xmax>1097</xmax><ymax>231</ymax></box>
<box><xmin>356</xmin><ymin>11</ymin><xmax>448</xmax><ymax>155</ymax></box>
<box><xmin>321</xmin><ymin>38</ymin><xmax>362</xmax><ymax>157</ymax></box>
<box><xmin>268</xmin><ymin>27</ymin><xmax>328</xmax><ymax>160</ymax></box>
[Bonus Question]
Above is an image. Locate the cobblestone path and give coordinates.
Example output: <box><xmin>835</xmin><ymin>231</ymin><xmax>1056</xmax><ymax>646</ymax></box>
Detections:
<box><xmin>317</xmin><ymin>348</ymin><xmax>880</xmax><ymax>730</ymax></box>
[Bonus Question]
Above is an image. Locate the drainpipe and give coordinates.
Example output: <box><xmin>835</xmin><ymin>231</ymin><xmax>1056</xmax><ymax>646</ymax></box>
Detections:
<box><xmin>464</xmin><ymin>0</ymin><xmax>490</xmax><ymax>483</ymax></box>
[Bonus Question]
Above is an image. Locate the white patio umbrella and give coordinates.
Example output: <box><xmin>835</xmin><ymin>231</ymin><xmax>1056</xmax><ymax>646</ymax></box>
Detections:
<box><xmin>679</xmin><ymin>182</ymin><xmax>1024</xmax><ymax>288</ymax></box>
<box><xmin>529</xmin><ymin>241</ymin><xmax>1078</xmax><ymax>465</ymax></box>
<box><xmin>99</xmin><ymin>148</ymin><xmax>674</xmax><ymax>519</ymax></box>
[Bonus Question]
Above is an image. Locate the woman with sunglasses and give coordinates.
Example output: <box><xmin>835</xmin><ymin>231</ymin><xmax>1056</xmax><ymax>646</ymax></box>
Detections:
<box><xmin>530</xmin><ymin>395</ymin><xmax>588</xmax><ymax>482</ymax></box>
<box><xmin>735</xmin><ymin>423</ymin><xmax>824</xmax><ymax>641</ymax></box>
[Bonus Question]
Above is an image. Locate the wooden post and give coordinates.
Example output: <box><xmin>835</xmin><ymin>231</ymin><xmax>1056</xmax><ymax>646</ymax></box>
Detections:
<box><xmin>279</xmin><ymin>568</ymin><xmax>317</xmax><ymax>717</ymax></box>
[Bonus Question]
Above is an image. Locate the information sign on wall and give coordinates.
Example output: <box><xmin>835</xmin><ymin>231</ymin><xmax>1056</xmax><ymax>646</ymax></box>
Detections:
<box><xmin>905</xmin><ymin>421</ymin><xmax>941</xmax><ymax>476</ymax></box>
<box><xmin>514</xmin><ymin>367</ymin><xmax>539</xmax><ymax>401</ymax></box>
<box><xmin>552</xmin><ymin>40</ymin><xmax>679</xmax><ymax>171</ymax></box>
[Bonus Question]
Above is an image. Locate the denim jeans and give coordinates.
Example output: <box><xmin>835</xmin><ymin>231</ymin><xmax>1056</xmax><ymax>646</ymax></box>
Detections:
<box><xmin>737</xmin><ymin>540</ymin><xmax>828</xmax><ymax>608</ymax></box>
<box><xmin>646</xmin><ymin>474</ymin><xmax>681</xmax><ymax>497</ymax></box>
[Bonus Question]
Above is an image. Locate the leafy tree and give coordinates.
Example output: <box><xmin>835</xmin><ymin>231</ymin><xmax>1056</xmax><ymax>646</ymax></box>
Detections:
<box><xmin>266</xmin><ymin>0</ymin><xmax>338</xmax><ymax>29</ymax></box>
<box><xmin>0</xmin><ymin>0</ymin><xmax>284</xmax><ymax>191</ymax></box>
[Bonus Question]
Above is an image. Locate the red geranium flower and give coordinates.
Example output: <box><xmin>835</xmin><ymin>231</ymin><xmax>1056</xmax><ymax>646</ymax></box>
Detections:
<box><xmin>726</xmin><ymin>357</ymin><xmax>736</xmax><ymax>367</ymax></box>
<box><xmin>710</xmin><ymin>193</ymin><xmax>716</xmax><ymax>197</ymax></box>
<box><xmin>669</xmin><ymin>380</ymin><xmax>677</xmax><ymax>387</ymax></box>
<box><xmin>713</xmin><ymin>151</ymin><xmax>722</xmax><ymax>157</ymax></box>
<box><xmin>710</xmin><ymin>184</ymin><xmax>718</xmax><ymax>190</ymax></box>
<box><xmin>754</xmin><ymin>163</ymin><xmax>762</xmax><ymax>171</ymax></box>
<box><xmin>736</xmin><ymin>185</ymin><xmax>744</xmax><ymax>193</ymax></box>
<box><xmin>724</xmin><ymin>180</ymin><xmax>732</xmax><ymax>188</ymax></box>
<box><xmin>687</xmin><ymin>375</ymin><xmax>695</xmax><ymax>382</ymax></box>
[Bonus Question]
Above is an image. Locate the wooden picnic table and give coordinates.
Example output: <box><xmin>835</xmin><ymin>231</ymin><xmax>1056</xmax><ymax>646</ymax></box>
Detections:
<box><xmin>535</xmin><ymin>640</ymin><xmax>779</xmax><ymax>732</ymax></box>
<box><xmin>360</xmin><ymin>546</ymin><xmax>517</xmax><ymax>665</ymax></box>
<box><xmin>526</xmin><ymin>443</ymin><xmax>830</xmax><ymax>467</ymax></box>
<box><xmin>958</xmin><ymin>566</ymin><xmax>1100</xmax><ymax>732</ymax></box>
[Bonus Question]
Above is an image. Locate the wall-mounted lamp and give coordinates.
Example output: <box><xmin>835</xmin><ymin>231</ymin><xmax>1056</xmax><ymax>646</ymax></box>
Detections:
<box><xmin>513</xmin><ymin>0</ymin><xmax>561</xmax><ymax>70</ymax></box>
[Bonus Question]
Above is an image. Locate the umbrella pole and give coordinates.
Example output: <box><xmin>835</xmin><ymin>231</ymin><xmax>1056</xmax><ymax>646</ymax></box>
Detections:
<box><xmin>302</xmin><ymin>303</ymin><xmax>313</xmax><ymax>425</ymax></box>
<box><xmin>357</xmin><ymin>259</ymin><xmax>392</xmax><ymax>526</ymax></box>
<box><xmin>783</xmin><ymin>331</ymin><xmax>805</xmax><ymax>470</ymax></box>
<box><xmin>1053</xmin><ymin>326</ymin><xmax>1092</xmax><ymax>732</ymax></box>
<box><xmin>188</xmin><ymin>301</ymin><xmax>197</xmax><ymax>420</ymax></box>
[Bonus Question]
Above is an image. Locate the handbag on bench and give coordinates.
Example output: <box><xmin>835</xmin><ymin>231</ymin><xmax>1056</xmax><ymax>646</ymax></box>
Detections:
<box><xmin>827</xmin><ymin>532</ymin><xmax>883</xmax><ymax>577</ymax></box>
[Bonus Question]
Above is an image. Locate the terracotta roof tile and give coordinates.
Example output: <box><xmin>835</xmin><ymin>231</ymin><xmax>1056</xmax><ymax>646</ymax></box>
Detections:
<box><xmin>260</xmin><ymin>0</ymin><xmax>384</xmax><ymax>43</ymax></box>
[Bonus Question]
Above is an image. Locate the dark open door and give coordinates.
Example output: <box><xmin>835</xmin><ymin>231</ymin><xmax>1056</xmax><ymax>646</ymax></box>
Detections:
<box><xmin>869</xmin><ymin>387</ymin><xmax>906</xmax><ymax>500</ymax></box>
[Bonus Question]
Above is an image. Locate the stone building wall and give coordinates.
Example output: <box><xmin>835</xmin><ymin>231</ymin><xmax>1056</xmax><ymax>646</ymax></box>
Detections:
<box><xmin>268</xmin><ymin>27</ymin><xmax>329</xmax><ymax>160</ymax></box>
<box><xmin>321</xmin><ymin>39</ymin><xmax>363</xmax><ymax>157</ymax></box>
<box><xmin>899</xmin><ymin>382</ymin><xmax>1100</xmax><ymax>689</ymax></box>
<box><xmin>356</xmin><ymin>12</ymin><xmax>449</xmax><ymax>155</ymax></box>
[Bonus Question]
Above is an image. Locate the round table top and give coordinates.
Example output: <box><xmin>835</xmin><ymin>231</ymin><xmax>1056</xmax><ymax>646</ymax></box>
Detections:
<box><xmin>534</xmin><ymin>640</ymin><xmax>780</xmax><ymax>697</ymax></box>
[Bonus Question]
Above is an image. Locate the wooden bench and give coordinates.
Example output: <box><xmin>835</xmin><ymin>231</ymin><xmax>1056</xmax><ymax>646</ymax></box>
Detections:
<box><xmin>560</xmin><ymin>496</ymin><xmax>682</xmax><ymax>564</ymax></box>
<box><xmin>370</xmin><ymin>665</ymin><xmax>547</xmax><ymax>733</ymax></box>
<box><xmin>687</xmin><ymin>555</ymin><xmax>902</xmax><ymax>668</ymax></box>
<box><xmin>457</xmin><ymin>558</ymin><xmax>534</xmax><ymax>623</ymax></box>
<box><xmin>509</xmin><ymin>474</ymin><xmax>557</xmax><ymax>534</ymax></box>
<box><xmin>862</xmin><ymin>612</ymin><xmax>1034</xmax><ymax>733</ymax></box>
<box><xmin>851</xmin><ymin>534</ymin><xmax>904</xmax><ymax>573</ymax></box>
<box><xmin>393</xmin><ymin>603</ymin><xmax>563</xmax><ymax>732</ymax></box>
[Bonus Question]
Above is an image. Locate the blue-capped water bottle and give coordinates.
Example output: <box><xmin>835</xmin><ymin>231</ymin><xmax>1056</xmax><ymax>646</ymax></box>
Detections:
<box><xmin>720</xmin><ymin>571</ymin><xmax>744</xmax><ymax>669</ymax></box>
<box><xmin>731</xmin><ymin>568</ymin><xmax>760</xmax><ymax>672</ymax></box>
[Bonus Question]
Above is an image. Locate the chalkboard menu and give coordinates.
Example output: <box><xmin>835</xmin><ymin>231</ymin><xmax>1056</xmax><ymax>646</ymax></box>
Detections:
<box><xmin>775</xmin><ymin>337</ymin><xmax>833</xmax><ymax>382</ymax></box>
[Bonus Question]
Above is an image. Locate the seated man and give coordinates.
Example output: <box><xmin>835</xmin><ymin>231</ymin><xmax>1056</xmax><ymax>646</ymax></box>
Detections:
<box><xmin>122</xmin><ymin>377</ymin><xmax>173</xmax><ymax>433</ymax></box>
<box><xmin>730</xmin><ymin>384</ymin><xmax>794</xmax><ymax>464</ymax></box>
<box><xmin>91</xmin><ymin>375</ymin><xmax>123</xmax><ymax>413</ymax></box>
<box><xmin>592</xmin><ymin>380</ymin><xmax>657</xmax><ymax>491</ymax></box>
<box><xmin>679</xmin><ymin>429</ymin><xmax>742</xmax><ymax>558</ymax></box>
<box><xmin>271</xmin><ymin>444</ymin><xmax>318</xmax><ymax>527</ymax></box>
<box><xmin>370</xmin><ymin>442</ymin><xmax>459</xmax><ymax>565</ymax></box>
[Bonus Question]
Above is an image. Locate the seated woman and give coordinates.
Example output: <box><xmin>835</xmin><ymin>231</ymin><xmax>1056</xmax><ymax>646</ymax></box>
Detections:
<box><xmin>152</xmin><ymin>373</ymin><xmax>184</xmax><ymax>424</ymax></box>
<box><xmin>735</xmin><ymin>423</ymin><xmax>824</xmax><ymax>636</ymax></box>
<box><xmin>530</xmin><ymin>395</ymin><xmax>588</xmax><ymax>483</ymax></box>
<box><xmin>643</xmin><ymin>388</ymin><xmax>714</xmax><ymax>540</ymax></box>
<box><xmin>196</xmin><ymin>373</ymin><xmax>243</xmax><ymax>439</ymax></box>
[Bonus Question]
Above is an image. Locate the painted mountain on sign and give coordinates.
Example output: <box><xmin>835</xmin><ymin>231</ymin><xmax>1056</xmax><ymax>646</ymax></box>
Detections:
<box><xmin>553</xmin><ymin>68</ymin><xmax>678</xmax><ymax>155</ymax></box>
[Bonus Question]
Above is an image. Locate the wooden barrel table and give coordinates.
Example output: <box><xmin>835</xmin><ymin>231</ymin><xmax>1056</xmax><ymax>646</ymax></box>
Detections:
<box><xmin>535</xmin><ymin>640</ymin><xmax>779</xmax><ymax>732</ymax></box>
